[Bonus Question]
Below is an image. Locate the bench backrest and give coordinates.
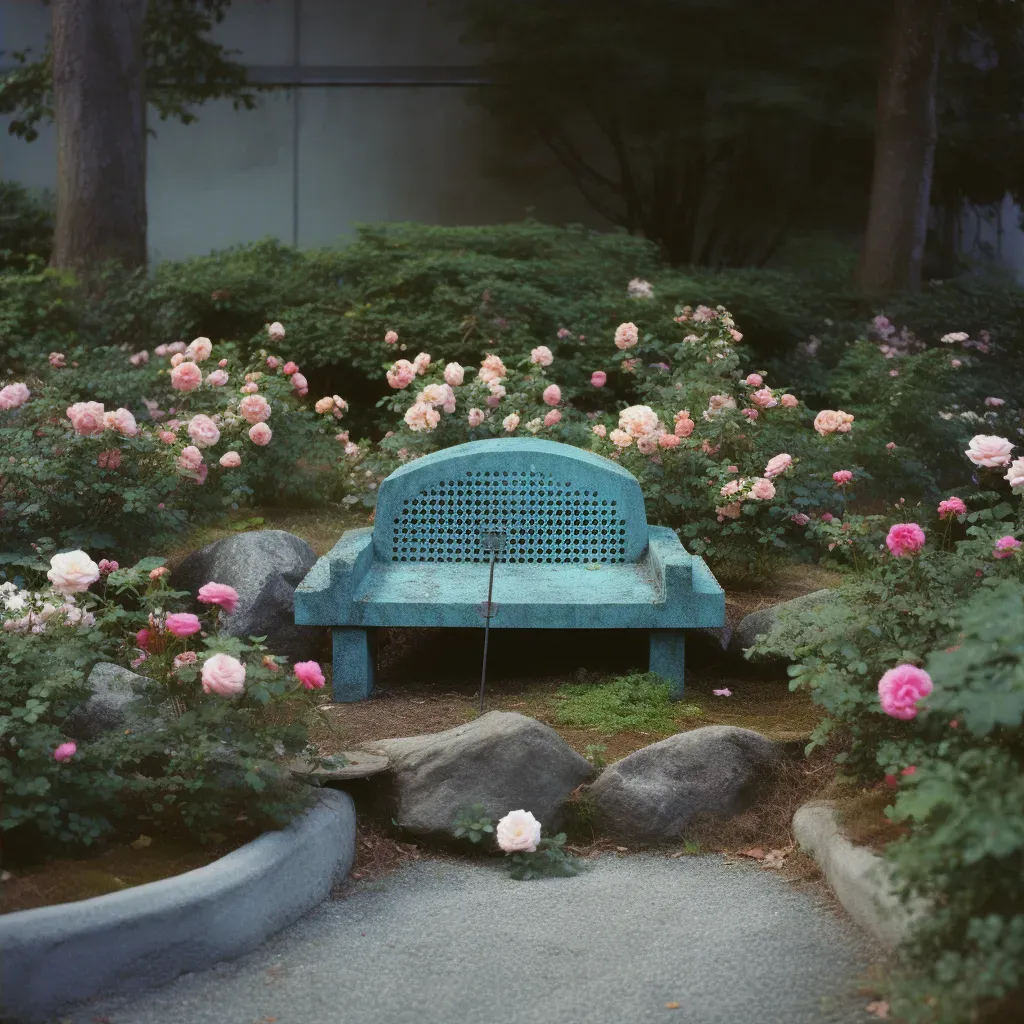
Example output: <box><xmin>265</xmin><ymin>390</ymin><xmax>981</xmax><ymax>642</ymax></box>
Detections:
<box><xmin>373</xmin><ymin>438</ymin><xmax>649</xmax><ymax>565</ymax></box>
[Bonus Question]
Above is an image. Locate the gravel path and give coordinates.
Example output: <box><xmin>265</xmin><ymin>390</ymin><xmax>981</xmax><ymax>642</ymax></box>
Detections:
<box><xmin>62</xmin><ymin>855</ymin><xmax>877</xmax><ymax>1024</ymax></box>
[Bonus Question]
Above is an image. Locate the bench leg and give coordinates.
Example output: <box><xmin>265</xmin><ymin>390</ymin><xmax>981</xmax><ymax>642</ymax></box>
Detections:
<box><xmin>331</xmin><ymin>627</ymin><xmax>377</xmax><ymax>702</ymax></box>
<box><xmin>649</xmin><ymin>629</ymin><xmax>686</xmax><ymax>700</ymax></box>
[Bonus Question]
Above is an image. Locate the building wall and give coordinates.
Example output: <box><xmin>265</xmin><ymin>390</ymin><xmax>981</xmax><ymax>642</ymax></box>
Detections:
<box><xmin>0</xmin><ymin>0</ymin><xmax>603</xmax><ymax>264</ymax></box>
<box><xmin>958</xmin><ymin>195</ymin><xmax>1024</xmax><ymax>283</ymax></box>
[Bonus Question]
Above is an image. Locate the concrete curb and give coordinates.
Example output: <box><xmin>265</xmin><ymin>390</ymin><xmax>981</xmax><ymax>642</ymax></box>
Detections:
<box><xmin>0</xmin><ymin>788</ymin><xmax>356</xmax><ymax>1023</ymax></box>
<box><xmin>792</xmin><ymin>801</ymin><xmax>927</xmax><ymax>949</ymax></box>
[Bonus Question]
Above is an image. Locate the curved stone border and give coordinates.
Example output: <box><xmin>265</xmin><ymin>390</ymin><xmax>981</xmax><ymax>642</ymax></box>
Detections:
<box><xmin>793</xmin><ymin>801</ymin><xmax>928</xmax><ymax>949</ymax></box>
<box><xmin>0</xmin><ymin>788</ymin><xmax>356</xmax><ymax>1023</ymax></box>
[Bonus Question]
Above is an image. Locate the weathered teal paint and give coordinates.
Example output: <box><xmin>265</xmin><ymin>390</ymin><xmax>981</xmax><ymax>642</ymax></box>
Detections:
<box><xmin>295</xmin><ymin>438</ymin><xmax>725</xmax><ymax>701</ymax></box>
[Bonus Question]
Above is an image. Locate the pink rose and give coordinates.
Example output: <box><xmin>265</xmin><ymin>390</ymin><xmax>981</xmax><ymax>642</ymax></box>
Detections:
<box><xmin>658</xmin><ymin>433</ymin><xmax>680</xmax><ymax>449</ymax></box>
<box><xmin>965</xmin><ymin>434</ymin><xmax>1014</xmax><ymax>468</ymax></box>
<box><xmin>97</xmin><ymin>448</ymin><xmax>122</xmax><ymax>470</ymax></box>
<box><xmin>764</xmin><ymin>453</ymin><xmax>792</xmax><ymax>478</ymax></box>
<box><xmin>186</xmin><ymin>336</ymin><xmax>212</xmax><ymax>362</ymax></box>
<box><xmin>591</xmin><ymin>371</ymin><xmax>607</xmax><ymax>388</ymax></box>
<box><xmin>544</xmin><ymin>409</ymin><xmax>562</xmax><ymax>427</ymax></box>
<box><xmin>149</xmin><ymin>566</ymin><xmax>169</xmax><ymax>581</ymax></box>
<box><xmin>530</xmin><ymin>346</ymin><xmax>554</xmax><ymax>366</ymax></box>
<box><xmin>744</xmin><ymin>373</ymin><xmax>763</xmax><ymax>387</ymax></box>
<box><xmin>219</xmin><ymin>451</ymin><xmax>241</xmax><ymax>468</ymax></box>
<box><xmin>177</xmin><ymin>446</ymin><xmax>204</xmax><ymax>471</ymax></box>
<box><xmin>170</xmin><ymin>353</ymin><xmax>185</xmax><ymax>368</ymax></box>
<box><xmin>993</xmin><ymin>535</ymin><xmax>1021</xmax><ymax>559</ymax></box>
<box><xmin>985</xmin><ymin>397</ymin><xmax>1005</xmax><ymax>408</ymax></box>
<box><xmin>283</xmin><ymin>361</ymin><xmax>299</xmax><ymax>375</ymax></box>
<box><xmin>937</xmin><ymin>497</ymin><xmax>966</xmax><ymax>519</ymax></box>
<box><xmin>218</xmin><ymin>358</ymin><xmax>228</xmax><ymax>368</ymax></box>
<box><xmin>386</xmin><ymin>360</ymin><xmax>416</xmax><ymax>390</ymax></box>
<box><xmin>197</xmin><ymin>582</ymin><xmax>240</xmax><ymax>615</ymax></box>
<box><xmin>170</xmin><ymin>361</ymin><xmax>203</xmax><ymax>392</ymax></box>
<box><xmin>542</xmin><ymin>384</ymin><xmax>561</xmax><ymax>407</ymax></box>
<box><xmin>813</xmin><ymin>409</ymin><xmax>854</xmax><ymax>435</ymax></box>
<box><xmin>238</xmin><ymin>394</ymin><xmax>271</xmax><ymax>424</ymax></box>
<box><xmin>54</xmin><ymin>742</ymin><xmax>77</xmax><ymax>762</ymax></box>
<box><xmin>201</xmin><ymin>653</ymin><xmax>246</xmax><ymax>697</ymax></box>
<box><xmin>503</xmin><ymin>413</ymin><xmax>520</xmax><ymax>432</ymax></box>
<box><xmin>614</xmin><ymin>322</ymin><xmax>639</xmax><ymax>350</ymax></box>
<box><xmin>294</xmin><ymin>660</ymin><xmax>326</xmax><ymax>690</ymax></box>
<box><xmin>187</xmin><ymin>414</ymin><xmax>221</xmax><ymax>448</ymax></box>
<box><xmin>0</xmin><ymin>382</ymin><xmax>31</xmax><ymax>410</ymax></box>
<box><xmin>159</xmin><ymin>431</ymin><xmax>176</xmax><ymax>445</ymax></box>
<box><xmin>832</xmin><ymin>470</ymin><xmax>853</xmax><ymax>485</ymax></box>
<box><xmin>886</xmin><ymin>442</ymin><xmax>897</xmax><ymax>450</ymax></box>
<box><xmin>444</xmin><ymin>362</ymin><xmax>465</xmax><ymax>387</ymax></box>
<box><xmin>592</xmin><ymin>424</ymin><xmax>607</xmax><ymax>438</ymax></box>
<box><xmin>268</xmin><ymin>321</ymin><xmax>286</xmax><ymax>341</ymax></box>
<box><xmin>249</xmin><ymin>422</ymin><xmax>272</xmax><ymax>446</ymax></box>
<box><xmin>742</xmin><ymin>408</ymin><xmax>759</xmax><ymax>420</ymax></box>
<box><xmin>674</xmin><ymin>414</ymin><xmax>694</xmax><ymax>439</ymax></box>
<box><xmin>878</xmin><ymin>664</ymin><xmax>933</xmax><ymax>720</ymax></box>
<box><xmin>206</xmin><ymin>369</ymin><xmax>229</xmax><ymax>387</ymax></box>
<box><xmin>780</xmin><ymin>394</ymin><xmax>798</xmax><ymax>408</ymax></box>
<box><xmin>637</xmin><ymin>435</ymin><xmax>657</xmax><ymax>455</ymax></box>
<box><xmin>67</xmin><ymin>401</ymin><xmax>106</xmax><ymax>436</ymax></box>
<box><xmin>291</xmin><ymin>372</ymin><xmax>308</xmax><ymax>394</ymax></box>
<box><xmin>49</xmin><ymin>352</ymin><xmax>66</xmax><ymax>369</ymax></box>
<box><xmin>97</xmin><ymin>559</ymin><xmax>119</xmax><ymax>575</ymax></box>
<box><xmin>165</xmin><ymin>612</ymin><xmax>201</xmax><ymax>637</ymax></box>
<box><xmin>749</xmin><ymin>477</ymin><xmax>776</xmax><ymax>501</ymax></box>
<box><xmin>716</xmin><ymin>502</ymin><xmax>742</xmax><ymax>520</ymax></box>
<box><xmin>384</xmin><ymin>330</ymin><xmax>398</xmax><ymax>345</ymax></box>
<box><xmin>174</xmin><ymin>650</ymin><xmax>198</xmax><ymax>671</ymax></box>
<box><xmin>266</xmin><ymin>356</ymin><xmax>280</xmax><ymax>369</ymax></box>
<box><xmin>886</xmin><ymin>522</ymin><xmax>926</xmax><ymax>557</ymax></box>
<box><xmin>413</xmin><ymin>353</ymin><xmax>431</xmax><ymax>375</ymax></box>
<box><xmin>791</xmin><ymin>513</ymin><xmax>810</xmax><ymax>525</ymax></box>
<box><xmin>821</xmin><ymin>512</ymin><xmax>834</xmax><ymax>523</ymax></box>
<box><xmin>751</xmin><ymin>388</ymin><xmax>777</xmax><ymax>409</ymax></box>
<box><xmin>468</xmin><ymin>408</ymin><xmax>485</xmax><ymax>427</ymax></box>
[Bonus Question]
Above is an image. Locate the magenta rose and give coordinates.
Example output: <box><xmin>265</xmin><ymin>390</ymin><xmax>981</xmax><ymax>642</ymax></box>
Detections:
<box><xmin>886</xmin><ymin>523</ymin><xmax>926</xmax><ymax>557</ymax></box>
<box><xmin>165</xmin><ymin>612</ymin><xmax>201</xmax><ymax>637</ymax></box>
<box><xmin>878</xmin><ymin>664</ymin><xmax>933</xmax><ymax>720</ymax></box>
<box><xmin>197</xmin><ymin>582</ymin><xmax>240</xmax><ymax>615</ymax></box>
<box><xmin>294</xmin><ymin>661</ymin><xmax>326</xmax><ymax>690</ymax></box>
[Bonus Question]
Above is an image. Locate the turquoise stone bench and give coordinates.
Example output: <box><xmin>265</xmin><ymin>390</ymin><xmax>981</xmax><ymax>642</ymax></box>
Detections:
<box><xmin>294</xmin><ymin>438</ymin><xmax>725</xmax><ymax>702</ymax></box>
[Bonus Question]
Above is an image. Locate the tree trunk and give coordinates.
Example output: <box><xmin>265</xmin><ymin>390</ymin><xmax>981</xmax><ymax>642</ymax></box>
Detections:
<box><xmin>857</xmin><ymin>0</ymin><xmax>950</xmax><ymax>293</ymax></box>
<box><xmin>51</xmin><ymin>0</ymin><xmax>149</xmax><ymax>273</ymax></box>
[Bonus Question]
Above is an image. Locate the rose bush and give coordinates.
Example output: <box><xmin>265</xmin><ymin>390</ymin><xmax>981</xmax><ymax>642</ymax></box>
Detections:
<box><xmin>1</xmin><ymin>544</ymin><xmax>339</xmax><ymax>863</ymax></box>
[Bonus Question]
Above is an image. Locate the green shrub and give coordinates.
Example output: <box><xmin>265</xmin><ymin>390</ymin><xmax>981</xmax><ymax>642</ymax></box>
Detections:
<box><xmin>0</xmin><ymin>180</ymin><xmax>53</xmax><ymax>272</ymax></box>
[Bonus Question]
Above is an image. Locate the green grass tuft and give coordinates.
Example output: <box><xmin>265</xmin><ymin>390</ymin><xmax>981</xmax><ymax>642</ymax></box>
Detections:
<box><xmin>549</xmin><ymin>672</ymin><xmax>702</xmax><ymax>734</ymax></box>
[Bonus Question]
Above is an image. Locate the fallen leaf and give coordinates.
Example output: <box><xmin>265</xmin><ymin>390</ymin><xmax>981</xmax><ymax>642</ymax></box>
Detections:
<box><xmin>350</xmin><ymin>871</ymin><xmax>365</xmax><ymax>879</ymax></box>
<box><xmin>669</xmin><ymin>851</ymin><xmax>684</xmax><ymax>858</ymax></box>
<box><xmin>665</xmin><ymin>1002</ymin><xmax>681</xmax><ymax>1010</ymax></box>
<box><xmin>866</xmin><ymin>1001</ymin><xmax>890</xmax><ymax>1018</ymax></box>
<box><xmin>738</xmin><ymin>847</ymin><xmax>765</xmax><ymax>860</ymax></box>
<box><xmin>130</xmin><ymin>834</ymin><xmax>152</xmax><ymax>850</ymax></box>
<box><xmin>616</xmin><ymin>846</ymin><xmax>628</xmax><ymax>852</ymax></box>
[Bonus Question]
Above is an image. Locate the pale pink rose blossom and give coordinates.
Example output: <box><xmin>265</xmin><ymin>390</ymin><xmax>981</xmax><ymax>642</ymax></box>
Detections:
<box><xmin>186</xmin><ymin>336</ymin><xmax>212</xmax><ymax>362</ymax></box>
<box><xmin>54</xmin><ymin>742</ymin><xmax>77</xmax><ymax>762</ymax></box>
<box><xmin>315</xmin><ymin>397</ymin><xmax>335</xmax><ymax>415</ymax></box>
<box><xmin>218</xmin><ymin>358</ymin><xmax>228</xmax><ymax>368</ymax></box>
<box><xmin>129</xmin><ymin>350</ymin><xmax>149</xmax><ymax>366</ymax></box>
<box><xmin>177</xmin><ymin>446</ymin><xmax>204</xmax><ymax>471</ymax></box>
<box><xmin>159</xmin><ymin>431</ymin><xmax>176</xmax><ymax>445</ymax></box>
<box><xmin>201</xmin><ymin>653</ymin><xmax>246</xmax><ymax>697</ymax></box>
<box><xmin>170</xmin><ymin>352</ymin><xmax>185</xmax><ymax>368</ymax></box>
<box><xmin>544</xmin><ymin>409</ymin><xmax>562</xmax><ymax>427</ymax></box>
<box><xmin>174</xmin><ymin>651</ymin><xmax>198</xmax><ymax>671</ymax></box>
<box><xmin>49</xmin><ymin>352</ymin><xmax>66</xmax><ymax>368</ymax></box>
<box><xmin>591</xmin><ymin>371</ymin><xmax>607</xmax><ymax>388</ymax></box>
<box><xmin>713</xmin><ymin>688</ymin><xmax>732</xmax><ymax>697</ymax></box>
<box><xmin>985</xmin><ymin>397</ymin><xmax>1005</xmax><ymax>408</ymax></box>
<box><xmin>266</xmin><ymin>356</ymin><xmax>280</xmax><ymax>369</ymax></box>
<box><xmin>47</xmin><ymin>550</ymin><xmax>100</xmax><ymax>594</ymax></box>
<box><xmin>241</xmin><ymin>382</ymin><xmax>258</xmax><ymax>394</ymax></box>
<box><xmin>404</xmin><ymin>402</ymin><xmax>440</xmax><ymax>432</ymax></box>
<box><xmin>673</xmin><ymin>414</ymin><xmax>694</xmax><ymax>439</ymax></box>
<box><xmin>937</xmin><ymin>497</ymin><xmax>966</xmax><ymax>518</ymax></box>
<box><xmin>420</xmin><ymin>383</ymin><xmax>455</xmax><ymax>408</ymax></box>
<box><xmin>187</xmin><ymin>414</ymin><xmax>220</xmax><ymax>448</ymax></box>
<box><xmin>744</xmin><ymin>373</ymin><xmax>763</xmax><ymax>387</ymax></box>
<box><xmin>478</xmin><ymin>354</ymin><xmax>507</xmax><ymax>384</ymax></box>
<box><xmin>105</xmin><ymin>408</ymin><xmax>138</xmax><ymax>436</ymax></box>
<box><xmin>413</xmin><ymin>353</ymin><xmax>432</xmax><ymax>375</ymax></box>
<box><xmin>1004</xmin><ymin>457</ymin><xmax>1024</xmax><ymax>490</ymax></box>
<box><xmin>742</xmin><ymin>408</ymin><xmax>759</xmax><ymax>420</ymax></box>
<box><xmin>249</xmin><ymin>422</ymin><xmax>272</xmax><ymax>446</ymax></box>
<box><xmin>444</xmin><ymin>362</ymin><xmax>465</xmax><ymax>387</ymax></box>
<box><xmin>886</xmin><ymin>522</ymin><xmax>926</xmax><ymax>557</ymax></box>
<box><xmin>67</xmin><ymin>401</ymin><xmax>107</xmax><ymax>436</ymax></box>
<box><xmin>344</xmin><ymin>441</ymin><xmax>360</xmax><ymax>456</ymax></box>
<box><xmin>791</xmin><ymin>513</ymin><xmax>810</xmax><ymax>525</ymax></box>
<box><xmin>614</xmin><ymin>322</ymin><xmax>639</xmax><ymax>350</ymax></box>
<box><xmin>268</xmin><ymin>321</ymin><xmax>286</xmax><ymax>341</ymax></box>
<box><xmin>387</xmin><ymin>359</ymin><xmax>417</xmax><ymax>390</ymax></box>
<box><xmin>384</xmin><ymin>330</ymin><xmax>398</xmax><ymax>345</ymax></box>
<box><xmin>283</xmin><ymin>361</ymin><xmax>299</xmax><ymax>375</ymax></box>
<box><xmin>171</xmin><ymin>361</ymin><xmax>202</xmax><ymax>391</ymax></box>
<box><xmin>503</xmin><ymin>413</ymin><xmax>520</xmax><ymax>432</ymax></box>
<box><xmin>97</xmin><ymin>559</ymin><xmax>119</xmax><ymax>575</ymax></box>
<box><xmin>751</xmin><ymin>387</ymin><xmax>777</xmax><ymax>409</ymax></box>
<box><xmin>294</xmin><ymin>661</ymin><xmax>326</xmax><ymax>690</ymax></box>
<box><xmin>530</xmin><ymin>346</ymin><xmax>554</xmax><ymax>366</ymax></box>
<box><xmin>468</xmin><ymin>408</ymin><xmax>486</xmax><ymax>427</ymax></box>
<box><xmin>488</xmin><ymin>382</ymin><xmax>506</xmax><ymax>400</ymax></box>
<box><xmin>813</xmin><ymin>409</ymin><xmax>854</xmax><ymax>435</ymax></box>
<box><xmin>951</xmin><ymin>359</ymin><xmax>962</xmax><ymax>368</ymax></box>
<box><xmin>219</xmin><ymin>451</ymin><xmax>241</xmax><ymax>468</ymax></box>
<box><xmin>780</xmin><ymin>394</ymin><xmax>798</xmax><ymax>408</ymax></box>
<box><xmin>636</xmin><ymin>435</ymin><xmax>658</xmax><ymax>454</ymax></box>
<box><xmin>610</xmin><ymin>429</ymin><xmax>633</xmax><ymax>448</ymax></box>
<box><xmin>878</xmin><ymin>664</ymin><xmax>932</xmax><ymax>720</ymax></box>
<box><xmin>486</xmin><ymin>395</ymin><xmax>501</xmax><ymax>408</ymax></box>
<box><xmin>592</xmin><ymin>424</ymin><xmax>607</xmax><ymax>438</ymax></box>
<box><xmin>542</xmin><ymin>384</ymin><xmax>561</xmax><ymax>407</ymax></box>
<box><xmin>965</xmin><ymin>434</ymin><xmax>1014</xmax><ymax>468</ymax></box>
<box><xmin>206</xmin><ymin>369</ymin><xmax>229</xmax><ymax>387</ymax></box>
<box><xmin>239</xmin><ymin>394</ymin><xmax>272</xmax><ymax>424</ymax></box>
<box><xmin>764</xmin><ymin>454</ymin><xmax>793</xmax><ymax>478</ymax></box>
<box><xmin>0</xmin><ymin>382</ymin><xmax>30</xmax><ymax>410</ymax></box>
<box><xmin>495</xmin><ymin>809</ymin><xmax>542</xmax><ymax>853</ymax></box>
<box><xmin>832</xmin><ymin>470</ymin><xmax>854</xmax><ymax>485</ymax></box>
<box><xmin>993</xmin><ymin>536</ymin><xmax>1021</xmax><ymax>559</ymax></box>
<box><xmin>150</xmin><ymin>566</ymin><xmax>169</xmax><ymax>581</ymax></box>
<box><xmin>720</xmin><ymin>480</ymin><xmax>743</xmax><ymax>498</ymax></box>
<box><xmin>749</xmin><ymin>477</ymin><xmax>776</xmax><ymax>501</ymax></box>
<box><xmin>627</xmin><ymin>277</ymin><xmax>653</xmax><ymax>299</ymax></box>
<box><xmin>729</xmin><ymin>329</ymin><xmax>743</xmax><ymax>342</ymax></box>
<box><xmin>886</xmin><ymin>441</ymin><xmax>897</xmax><ymax>450</ymax></box>
<box><xmin>619</xmin><ymin>405</ymin><xmax>660</xmax><ymax>438</ymax></box>
<box><xmin>291</xmin><ymin>372</ymin><xmax>308</xmax><ymax>395</ymax></box>
<box><xmin>716</xmin><ymin>502</ymin><xmax>742</xmax><ymax>520</ymax></box>
<box><xmin>658</xmin><ymin>433</ymin><xmax>680</xmax><ymax>449</ymax></box>
<box><xmin>165</xmin><ymin>612</ymin><xmax>201</xmax><ymax>637</ymax></box>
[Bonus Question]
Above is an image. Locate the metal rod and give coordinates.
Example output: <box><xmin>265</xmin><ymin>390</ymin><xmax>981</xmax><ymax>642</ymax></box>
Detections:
<box><xmin>478</xmin><ymin>546</ymin><xmax>498</xmax><ymax>713</ymax></box>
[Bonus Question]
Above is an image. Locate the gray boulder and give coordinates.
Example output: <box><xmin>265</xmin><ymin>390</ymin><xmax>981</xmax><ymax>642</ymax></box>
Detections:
<box><xmin>588</xmin><ymin>726</ymin><xmax>780</xmax><ymax>842</ymax></box>
<box><xmin>360</xmin><ymin>711</ymin><xmax>595</xmax><ymax>843</ymax></box>
<box><xmin>64</xmin><ymin>663</ymin><xmax>163</xmax><ymax>742</ymax></box>
<box><xmin>727</xmin><ymin>589</ymin><xmax>836</xmax><ymax>663</ymax></box>
<box><xmin>172</xmin><ymin>529</ymin><xmax>326</xmax><ymax>664</ymax></box>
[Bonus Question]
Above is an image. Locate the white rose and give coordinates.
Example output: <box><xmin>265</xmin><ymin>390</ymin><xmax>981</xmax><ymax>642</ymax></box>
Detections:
<box><xmin>965</xmin><ymin>434</ymin><xmax>1014</xmax><ymax>468</ymax></box>
<box><xmin>495</xmin><ymin>809</ymin><xmax>542</xmax><ymax>853</ymax></box>
<box><xmin>1005</xmin><ymin>457</ymin><xmax>1024</xmax><ymax>491</ymax></box>
<box><xmin>47</xmin><ymin>550</ymin><xmax>100</xmax><ymax>595</ymax></box>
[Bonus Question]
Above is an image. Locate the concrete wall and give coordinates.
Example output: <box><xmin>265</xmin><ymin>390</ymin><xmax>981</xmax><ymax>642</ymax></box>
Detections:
<box><xmin>958</xmin><ymin>194</ymin><xmax>1024</xmax><ymax>283</ymax></box>
<box><xmin>0</xmin><ymin>0</ymin><xmax>602</xmax><ymax>264</ymax></box>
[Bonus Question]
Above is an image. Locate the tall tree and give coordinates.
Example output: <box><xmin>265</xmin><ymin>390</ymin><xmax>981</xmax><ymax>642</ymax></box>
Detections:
<box><xmin>0</xmin><ymin>0</ymin><xmax>271</xmax><ymax>271</ymax></box>
<box><xmin>51</xmin><ymin>0</ymin><xmax>149</xmax><ymax>272</ymax></box>
<box><xmin>857</xmin><ymin>0</ymin><xmax>952</xmax><ymax>292</ymax></box>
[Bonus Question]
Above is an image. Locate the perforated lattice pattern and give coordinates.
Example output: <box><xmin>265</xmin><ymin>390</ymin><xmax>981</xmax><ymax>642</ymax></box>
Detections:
<box><xmin>390</xmin><ymin>469</ymin><xmax>629</xmax><ymax>563</ymax></box>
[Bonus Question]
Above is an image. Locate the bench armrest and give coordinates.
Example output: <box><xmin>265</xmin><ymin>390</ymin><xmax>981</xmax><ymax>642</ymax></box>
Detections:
<box><xmin>294</xmin><ymin>528</ymin><xmax>374</xmax><ymax>625</ymax></box>
<box><xmin>646</xmin><ymin>525</ymin><xmax>693</xmax><ymax>594</ymax></box>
